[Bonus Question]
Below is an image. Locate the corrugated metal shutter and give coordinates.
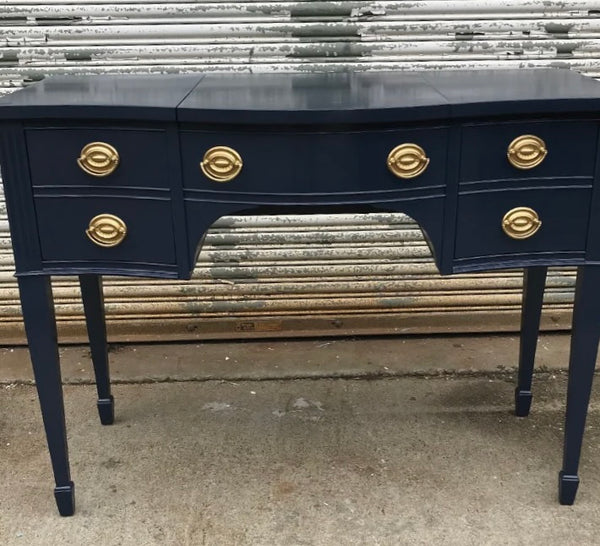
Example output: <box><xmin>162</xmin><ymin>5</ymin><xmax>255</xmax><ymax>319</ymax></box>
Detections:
<box><xmin>1</xmin><ymin>1</ymin><xmax>597</xmax><ymax>343</ymax></box>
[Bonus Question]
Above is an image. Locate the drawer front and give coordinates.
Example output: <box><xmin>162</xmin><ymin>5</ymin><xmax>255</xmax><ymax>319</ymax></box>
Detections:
<box><xmin>460</xmin><ymin>121</ymin><xmax>598</xmax><ymax>182</ymax></box>
<box><xmin>34</xmin><ymin>196</ymin><xmax>175</xmax><ymax>264</ymax></box>
<box><xmin>455</xmin><ymin>188</ymin><xmax>591</xmax><ymax>259</ymax></box>
<box><xmin>180</xmin><ymin>128</ymin><xmax>448</xmax><ymax>195</ymax></box>
<box><xmin>26</xmin><ymin>128</ymin><xmax>169</xmax><ymax>189</ymax></box>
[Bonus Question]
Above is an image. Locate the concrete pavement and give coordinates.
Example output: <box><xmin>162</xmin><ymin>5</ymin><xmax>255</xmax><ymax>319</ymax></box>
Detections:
<box><xmin>1</xmin><ymin>334</ymin><xmax>600</xmax><ymax>545</ymax></box>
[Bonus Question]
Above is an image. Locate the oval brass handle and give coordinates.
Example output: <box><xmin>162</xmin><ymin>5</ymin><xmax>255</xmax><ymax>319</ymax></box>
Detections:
<box><xmin>86</xmin><ymin>214</ymin><xmax>127</xmax><ymax>247</ymax></box>
<box><xmin>507</xmin><ymin>135</ymin><xmax>547</xmax><ymax>169</ymax></box>
<box><xmin>200</xmin><ymin>146</ymin><xmax>243</xmax><ymax>182</ymax></box>
<box><xmin>387</xmin><ymin>143</ymin><xmax>430</xmax><ymax>179</ymax></box>
<box><xmin>502</xmin><ymin>207</ymin><xmax>542</xmax><ymax>240</ymax></box>
<box><xmin>78</xmin><ymin>142</ymin><xmax>120</xmax><ymax>177</ymax></box>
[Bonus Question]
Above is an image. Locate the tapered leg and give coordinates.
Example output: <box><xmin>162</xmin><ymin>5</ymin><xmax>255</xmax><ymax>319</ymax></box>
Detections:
<box><xmin>18</xmin><ymin>275</ymin><xmax>75</xmax><ymax>516</ymax></box>
<box><xmin>515</xmin><ymin>266</ymin><xmax>548</xmax><ymax>416</ymax></box>
<box><xmin>79</xmin><ymin>274</ymin><xmax>114</xmax><ymax>425</ymax></box>
<box><xmin>559</xmin><ymin>265</ymin><xmax>600</xmax><ymax>505</ymax></box>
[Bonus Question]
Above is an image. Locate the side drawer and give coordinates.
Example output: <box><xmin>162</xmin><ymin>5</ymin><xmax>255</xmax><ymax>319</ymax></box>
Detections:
<box><xmin>34</xmin><ymin>196</ymin><xmax>176</xmax><ymax>264</ymax></box>
<box><xmin>455</xmin><ymin>187</ymin><xmax>591</xmax><ymax>259</ymax></box>
<box><xmin>180</xmin><ymin>127</ymin><xmax>449</xmax><ymax>195</ymax></box>
<box><xmin>26</xmin><ymin>128</ymin><xmax>169</xmax><ymax>189</ymax></box>
<box><xmin>460</xmin><ymin>121</ymin><xmax>598</xmax><ymax>182</ymax></box>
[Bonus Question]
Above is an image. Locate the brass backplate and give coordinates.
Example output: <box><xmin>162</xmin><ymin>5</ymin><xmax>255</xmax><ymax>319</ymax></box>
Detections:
<box><xmin>200</xmin><ymin>146</ymin><xmax>243</xmax><ymax>182</ymax></box>
<box><xmin>78</xmin><ymin>142</ymin><xmax>120</xmax><ymax>177</ymax></box>
<box><xmin>86</xmin><ymin>213</ymin><xmax>127</xmax><ymax>247</ymax></box>
<box><xmin>502</xmin><ymin>207</ymin><xmax>542</xmax><ymax>240</ymax></box>
<box><xmin>387</xmin><ymin>143</ymin><xmax>430</xmax><ymax>179</ymax></box>
<box><xmin>507</xmin><ymin>135</ymin><xmax>547</xmax><ymax>169</ymax></box>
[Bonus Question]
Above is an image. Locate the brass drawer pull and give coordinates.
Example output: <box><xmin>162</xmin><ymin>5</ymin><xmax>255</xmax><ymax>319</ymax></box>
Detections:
<box><xmin>86</xmin><ymin>214</ymin><xmax>127</xmax><ymax>247</ymax></box>
<box><xmin>502</xmin><ymin>207</ymin><xmax>542</xmax><ymax>240</ymax></box>
<box><xmin>387</xmin><ymin>143</ymin><xmax>430</xmax><ymax>179</ymax></box>
<box><xmin>78</xmin><ymin>142</ymin><xmax>120</xmax><ymax>177</ymax></box>
<box><xmin>507</xmin><ymin>135</ymin><xmax>547</xmax><ymax>169</ymax></box>
<box><xmin>201</xmin><ymin>146</ymin><xmax>243</xmax><ymax>182</ymax></box>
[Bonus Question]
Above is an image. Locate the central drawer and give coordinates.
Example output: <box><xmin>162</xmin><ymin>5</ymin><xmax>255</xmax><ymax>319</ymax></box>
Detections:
<box><xmin>34</xmin><ymin>196</ymin><xmax>176</xmax><ymax>265</ymax></box>
<box><xmin>180</xmin><ymin>127</ymin><xmax>449</xmax><ymax>195</ymax></box>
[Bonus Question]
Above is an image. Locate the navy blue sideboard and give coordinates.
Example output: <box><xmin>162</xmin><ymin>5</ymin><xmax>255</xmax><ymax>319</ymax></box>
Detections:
<box><xmin>1</xmin><ymin>69</ymin><xmax>600</xmax><ymax>515</ymax></box>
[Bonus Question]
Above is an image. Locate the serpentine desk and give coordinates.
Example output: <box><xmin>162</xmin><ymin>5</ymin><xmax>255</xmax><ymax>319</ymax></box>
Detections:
<box><xmin>2</xmin><ymin>69</ymin><xmax>600</xmax><ymax>516</ymax></box>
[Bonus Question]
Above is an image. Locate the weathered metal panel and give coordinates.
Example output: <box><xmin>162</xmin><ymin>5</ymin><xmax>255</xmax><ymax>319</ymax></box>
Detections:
<box><xmin>1</xmin><ymin>2</ymin><xmax>600</xmax><ymax>89</ymax></box>
<box><xmin>0</xmin><ymin>1</ymin><xmax>596</xmax><ymax>341</ymax></box>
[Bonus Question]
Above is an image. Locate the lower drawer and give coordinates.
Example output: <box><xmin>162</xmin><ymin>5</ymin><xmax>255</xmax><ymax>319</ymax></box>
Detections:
<box><xmin>455</xmin><ymin>188</ymin><xmax>592</xmax><ymax>260</ymax></box>
<box><xmin>34</xmin><ymin>196</ymin><xmax>176</xmax><ymax>264</ymax></box>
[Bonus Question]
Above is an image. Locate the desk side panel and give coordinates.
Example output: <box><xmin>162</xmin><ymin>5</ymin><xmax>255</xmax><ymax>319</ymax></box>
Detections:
<box><xmin>0</xmin><ymin>123</ymin><xmax>43</xmax><ymax>273</ymax></box>
<box><xmin>585</xmin><ymin>130</ymin><xmax>600</xmax><ymax>262</ymax></box>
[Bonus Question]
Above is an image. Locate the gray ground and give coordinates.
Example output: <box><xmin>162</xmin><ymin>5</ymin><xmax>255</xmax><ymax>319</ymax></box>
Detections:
<box><xmin>1</xmin><ymin>334</ymin><xmax>599</xmax><ymax>545</ymax></box>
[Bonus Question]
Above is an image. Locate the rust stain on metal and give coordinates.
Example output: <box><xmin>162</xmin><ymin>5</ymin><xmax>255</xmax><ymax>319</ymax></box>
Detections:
<box><xmin>235</xmin><ymin>320</ymin><xmax>283</xmax><ymax>333</ymax></box>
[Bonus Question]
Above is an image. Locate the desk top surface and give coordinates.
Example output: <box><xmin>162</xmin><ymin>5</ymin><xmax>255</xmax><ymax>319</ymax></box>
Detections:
<box><xmin>1</xmin><ymin>69</ymin><xmax>600</xmax><ymax>124</ymax></box>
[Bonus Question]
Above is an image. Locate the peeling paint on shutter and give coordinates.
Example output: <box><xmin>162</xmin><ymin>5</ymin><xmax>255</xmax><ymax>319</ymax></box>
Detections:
<box><xmin>0</xmin><ymin>1</ymin><xmax>596</xmax><ymax>343</ymax></box>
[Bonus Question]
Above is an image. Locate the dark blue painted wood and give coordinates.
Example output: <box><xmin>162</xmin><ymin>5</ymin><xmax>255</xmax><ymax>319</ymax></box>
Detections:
<box><xmin>178</xmin><ymin>72</ymin><xmax>450</xmax><ymax>124</ymax></box>
<box><xmin>452</xmin><ymin>254</ymin><xmax>585</xmax><ymax>275</ymax></box>
<box><xmin>515</xmin><ymin>266</ymin><xmax>548</xmax><ymax>417</ymax></box>
<box><xmin>560</xmin><ymin>266</ymin><xmax>600</xmax><ymax>505</ymax></box>
<box><xmin>422</xmin><ymin>69</ymin><xmax>600</xmax><ymax>118</ymax></box>
<box><xmin>439</xmin><ymin>126</ymin><xmax>462</xmax><ymax>275</ymax></box>
<box><xmin>460</xmin><ymin>121</ymin><xmax>598</xmax><ymax>182</ymax></box>
<box><xmin>17</xmin><ymin>275</ymin><xmax>75</xmax><ymax>516</ymax></box>
<box><xmin>180</xmin><ymin>127</ymin><xmax>449</xmax><ymax>195</ymax></box>
<box><xmin>1</xmin><ymin>69</ymin><xmax>600</xmax><ymax>513</ymax></box>
<box><xmin>79</xmin><ymin>275</ymin><xmax>113</xmax><ymax>425</ymax></box>
<box><xmin>34</xmin><ymin>196</ymin><xmax>176</xmax><ymax>266</ymax></box>
<box><xmin>29</xmin><ymin>263</ymin><xmax>179</xmax><ymax>280</ymax></box>
<box><xmin>178</xmin><ymin>69</ymin><xmax>600</xmax><ymax>124</ymax></box>
<box><xmin>0</xmin><ymin>123</ymin><xmax>43</xmax><ymax>273</ymax></box>
<box><xmin>3</xmin><ymin>70</ymin><xmax>600</xmax><ymax>125</ymax></box>
<box><xmin>183</xmin><ymin>199</ymin><xmax>446</xmax><ymax>277</ymax></box>
<box><xmin>0</xmin><ymin>74</ymin><xmax>202</xmax><ymax>121</ymax></box>
<box><xmin>454</xmin><ymin>188</ymin><xmax>592</xmax><ymax>260</ymax></box>
<box><xmin>27</xmin><ymin>127</ymin><xmax>170</xmax><ymax>189</ymax></box>
<box><xmin>165</xmin><ymin>124</ymin><xmax>192</xmax><ymax>278</ymax></box>
<box><xmin>584</xmin><ymin>131</ymin><xmax>600</xmax><ymax>262</ymax></box>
